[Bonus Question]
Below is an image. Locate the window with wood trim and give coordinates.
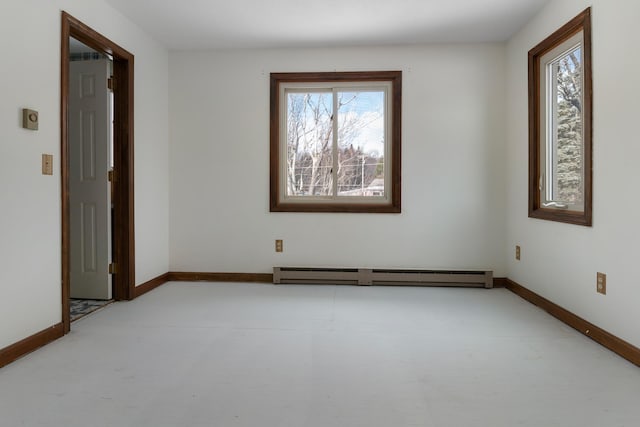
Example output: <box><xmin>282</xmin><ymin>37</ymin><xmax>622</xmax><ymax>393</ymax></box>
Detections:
<box><xmin>529</xmin><ymin>8</ymin><xmax>592</xmax><ymax>226</ymax></box>
<box><xmin>270</xmin><ymin>71</ymin><xmax>401</xmax><ymax>213</ymax></box>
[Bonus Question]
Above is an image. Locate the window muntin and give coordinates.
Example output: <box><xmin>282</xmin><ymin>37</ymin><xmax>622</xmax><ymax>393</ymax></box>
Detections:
<box><xmin>270</xmin><ymin>71</ymin><xmax>401</xmax><ymax>213</ymax></box>
<box><xmin>528</xmin><ymin>8</ymin><xmax>592</xmax><ymax>226</ymax></box>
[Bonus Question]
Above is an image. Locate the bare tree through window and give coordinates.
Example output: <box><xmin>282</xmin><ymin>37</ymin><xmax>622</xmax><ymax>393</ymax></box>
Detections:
<box><xmin>285</xmin><ymin>91</ymin><xmax>385</xmax><ymax>197</ymax></box>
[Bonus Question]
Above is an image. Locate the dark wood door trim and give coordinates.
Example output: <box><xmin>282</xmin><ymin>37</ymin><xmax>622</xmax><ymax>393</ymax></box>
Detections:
<box><xmin>61</xmin><ymin>12</ymin><xmax>135</xmax><ymax>334</ymax></box>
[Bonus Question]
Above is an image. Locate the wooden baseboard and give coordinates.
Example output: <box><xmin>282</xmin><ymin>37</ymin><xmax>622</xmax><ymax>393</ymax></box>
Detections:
<box><xmin>505</xmin><ymin>279</ymin><xmax>640</xmax><ymax>367</ymax></box>
<box><xmin>134</xmin><ymin>272</ymin><xmax>171</xmax><ymax>299</ymax></box>
<box><xmin>168</xmin><ymin>271</ymin><xmax>273</xmax><ymax>283</ymax></box>
<box><xmin>0</xmin><ymin>323</ymin><xmax>64</xmax><ymax>369</ymax></box>
<box><xmin>493</xmin><ymin>277</ymin><xmax>507</xmax><ymax>288</ymax></box>
<box><xmin>134</xmin><ymin>271</ymin><xmax>274</xmax><ymax>298</ymax></box>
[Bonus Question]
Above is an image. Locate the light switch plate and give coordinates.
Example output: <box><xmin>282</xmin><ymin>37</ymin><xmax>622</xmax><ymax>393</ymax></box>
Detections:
<box><xmin>42</xmin><ymin>154</ymin><xmax>53</xmax><ymax>175</ymax></box>
<box><xmin>23</xmin><ymin>108</ymin><xmax>39</xmax><ymax>130</ymax></box>
<box><xmin>597</xmin><ymin>272</ymin><xmax>606</xmax><ymax>295</ymax></box>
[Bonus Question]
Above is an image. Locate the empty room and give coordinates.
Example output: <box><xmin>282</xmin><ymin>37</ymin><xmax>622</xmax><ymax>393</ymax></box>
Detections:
<box><xmin>1</xmin><ymin>0</ymin><xmax>639</xmax><ymax>426</ymax></box>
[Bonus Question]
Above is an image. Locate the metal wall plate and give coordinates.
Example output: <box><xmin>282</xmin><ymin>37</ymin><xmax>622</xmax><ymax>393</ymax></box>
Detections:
<box><xmin>42</xmin><ymin>154</ymin><xmax>53</xmax><ymax>175</ymax></box>
<box><xmin>22</xmin><ymin>108</ymin><xmax>39</xmax><ymax>130</ymax></box>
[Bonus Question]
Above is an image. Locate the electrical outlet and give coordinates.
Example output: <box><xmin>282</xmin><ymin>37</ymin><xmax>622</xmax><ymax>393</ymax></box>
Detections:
<box><xmin>597</xmin><ymin>272</ymin><xmax>606</xmax><ymax>295</ymax></box>
<box><xmin>275</xmin><ymin>239</ymin><xmax>283</xmax><ymax>253</ymax></box>
<box><xmin>515</xmin><ymin>245</ymin><xmax>521</xmax><ymax>261</ymax></box>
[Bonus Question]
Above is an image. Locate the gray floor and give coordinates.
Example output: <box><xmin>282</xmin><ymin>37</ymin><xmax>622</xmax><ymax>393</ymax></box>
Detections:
<box><xmin>1</xmin><ymin>282</ymin><xmax>639</xmax><ymax>427</ymax></box>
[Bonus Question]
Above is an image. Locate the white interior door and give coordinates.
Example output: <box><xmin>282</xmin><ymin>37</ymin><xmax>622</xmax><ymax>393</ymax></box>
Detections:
<box><xmin>69</xmin><ymin>58</ymin><xmax>112</xmax><ymax>300</ymax></box>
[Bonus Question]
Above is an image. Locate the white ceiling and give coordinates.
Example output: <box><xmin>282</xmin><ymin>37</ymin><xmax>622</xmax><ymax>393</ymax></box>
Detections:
<box><xmin>104</xmin><ymin>0</ymin><xmax>549</xmax><ymax>50</ymax></box>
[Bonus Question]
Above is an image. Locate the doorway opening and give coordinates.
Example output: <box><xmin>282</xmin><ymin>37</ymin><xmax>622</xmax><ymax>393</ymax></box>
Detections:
<box><xmin>68</xmin><ymin>38</ymin><xmax>114</xmax><ymax>320</ymax></box>
<box><xmin>61</xmin><ymin>12</ymin><xmax>135</xmax><ymax>333</ymax></box>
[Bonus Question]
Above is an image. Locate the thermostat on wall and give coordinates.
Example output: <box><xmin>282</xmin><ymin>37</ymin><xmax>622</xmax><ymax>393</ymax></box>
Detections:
<box><xmin>22</xmin><ymin>108</ymin><xmax>39</xmax><ymax>130</ymax></box>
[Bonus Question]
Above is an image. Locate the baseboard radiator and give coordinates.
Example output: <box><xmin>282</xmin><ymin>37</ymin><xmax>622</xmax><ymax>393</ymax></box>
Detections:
<box><xmin>273</xmin><ymin>267</ymin><xmax>493</xmax><ymax>288</ymax></box>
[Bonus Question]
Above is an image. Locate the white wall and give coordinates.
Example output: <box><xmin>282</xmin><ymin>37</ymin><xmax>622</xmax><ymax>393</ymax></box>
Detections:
<box><xmin>506</xmin><ymin>0</ymin><xmax>640</xmax><ymax>348</ymax></box>
<box><xmin>169</xmin><ymin>46</ymin><xmax>507</xmax><ymax>276</ymax></box>
<box><xmin>0</xmin><ymin>0</ymin><xmax>169</xmax><ymax>349</ymax></box>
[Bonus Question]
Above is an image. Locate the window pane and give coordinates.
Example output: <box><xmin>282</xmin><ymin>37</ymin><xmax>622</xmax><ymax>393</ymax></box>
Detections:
<box><xmin>336</xmin><ymin>91</ymin><xmax>385</xmax><ymax>196</ymax></box>
<box><xmin>549</xmin><ymin>46</ymin><xmax>583</xmax><ymax>205</ymax></box>
<box><xmin>286</xmin><ymin>92</ymin><xmax>333</xmax><ymax>196</ymax></box>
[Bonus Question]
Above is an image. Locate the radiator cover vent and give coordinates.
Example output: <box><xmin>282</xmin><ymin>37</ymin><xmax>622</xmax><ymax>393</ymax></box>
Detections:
<box><xmin>273</xmin><ymin>267</ymin><xmax>493</xmax><ymax>288</ymax></box>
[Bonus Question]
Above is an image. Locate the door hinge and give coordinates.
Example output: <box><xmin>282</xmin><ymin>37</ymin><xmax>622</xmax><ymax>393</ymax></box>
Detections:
<box><xmin>108</xmin><ymin>169</ymin><xmax>115</xmax><ymax>182</ymax></box>
<box><xmin>108</xmin><ymin>76</ymin><xmax>114</xmax><ymax>91</ymax></box>
<box><xmin>109</xmin><ymin>263</ymin><xmax>117</xmax><ymax>274</ymax></box>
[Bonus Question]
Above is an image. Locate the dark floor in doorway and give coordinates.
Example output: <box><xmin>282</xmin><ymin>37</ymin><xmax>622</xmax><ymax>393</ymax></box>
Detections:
<box><xmin>70</xmin><ymin>299</ymin><xmax>113</xmax><ymax>322</ymax></box>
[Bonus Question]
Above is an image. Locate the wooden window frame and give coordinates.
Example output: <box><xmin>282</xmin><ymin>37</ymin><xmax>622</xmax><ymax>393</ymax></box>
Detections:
<box><xmin>270</xmin><ymin>71</ymin><xmax>402</xmax><ymax>213</ymax></box>
<box><xmin>528</xmin><ymin>8</ymin><xmax>592</xmax><ymax>226</ymax></box>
